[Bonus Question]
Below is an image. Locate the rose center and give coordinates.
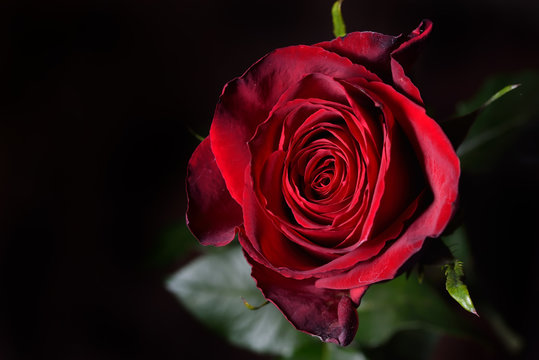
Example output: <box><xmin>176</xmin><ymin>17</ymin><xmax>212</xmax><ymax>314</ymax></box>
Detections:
<box><xmin>304</xmin><ymin>155</ymin><xmax>338</xmax><ymax>199</ymax></box>
<box><xmin>283</xmin><ymin>117</ymin><xmax>359</xmax><ymax>227</ymax></box>
<box><xmin>314</xmin><ymin>172</ymin><xmax>332</xmax><ymax>187</ymax></box>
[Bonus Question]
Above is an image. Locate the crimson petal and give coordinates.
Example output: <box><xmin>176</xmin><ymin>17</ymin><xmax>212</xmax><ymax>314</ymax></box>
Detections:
<box><xmin>316</xmin><ymin>20</ymin><xmax>433</xmax><ymax>104</ymax></box>
<box><xmin>390</xmin><ymin>20</ymin><xmax>433</xmax><ymax>104</ymax></box>
<box><xmin>245</xmin><ymin>250</ymin><xmax>359</xmax><ymax>346</ymax></box>
<box><xmin>186</xmin><ymin>138</ymin><xmax>243</xmax><ymax>246</ymax></box>
<box><xmin>315</xmin><ymin>31</ymin><xmax>397</xmax><ymax>80</ymax></box>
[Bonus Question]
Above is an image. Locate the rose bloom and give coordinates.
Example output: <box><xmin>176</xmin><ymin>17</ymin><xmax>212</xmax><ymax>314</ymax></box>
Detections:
<box><xmin>186</xmin><ymin>20</ymin><xmax>459</xmax><ymax>345</ymax></box>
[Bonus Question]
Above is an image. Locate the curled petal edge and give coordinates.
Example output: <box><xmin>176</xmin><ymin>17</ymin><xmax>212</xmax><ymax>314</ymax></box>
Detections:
<box><xmin>186</xmin><ymin>137</ymin><xmax>243</xmax><ymax>246</ymax></box>
<box><xmin>243</xmin><ymin>245</ymin><xmax>364</xmax><ymax>346</ymax></box>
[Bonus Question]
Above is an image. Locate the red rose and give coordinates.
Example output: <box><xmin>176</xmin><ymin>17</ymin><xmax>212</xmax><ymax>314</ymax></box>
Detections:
<box><xmin>186</xmin><ymin>20</ymin><xmax>459</xmax><ymax>346</ymax></box>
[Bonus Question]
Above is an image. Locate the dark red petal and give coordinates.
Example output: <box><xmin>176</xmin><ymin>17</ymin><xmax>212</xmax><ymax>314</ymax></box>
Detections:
<box><xmin>245</xmin><ymin>251</ymin><xmax>359</xmax><ymax>346</ymax></box>
<box><xmin>210</xmin><ymin>46</ymin><xmax>376</xmax><ymax>203</ymax></box>
<box><xmin>316</xmin><ymin>20</ymin><xmax>433</xmax><ymax>104</ymax></box>
<box><xmin>316</xmin><ymin>82</ymin><xmax>459</xmax><ymax>289</ymax></box>
<box><xmin>390</xmin><ymin>20</ymin><xmax>433</xmax><ymax>104</ymax></box>
<box><xmin>186</xmin><ymin>138</ymin><xmax>243</xmax><ymax>246</ymax></box>
<box><xmin>315</xmin><ymin>31</ymin><xmax>397</xmax><ymax>81</ymax></box>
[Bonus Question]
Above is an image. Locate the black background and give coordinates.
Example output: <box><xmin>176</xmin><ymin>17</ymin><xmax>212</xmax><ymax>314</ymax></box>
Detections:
<box><xmin>1</xmin><ymin>0</ymin><xmax>538</xmax><ymax>359</ymax></box>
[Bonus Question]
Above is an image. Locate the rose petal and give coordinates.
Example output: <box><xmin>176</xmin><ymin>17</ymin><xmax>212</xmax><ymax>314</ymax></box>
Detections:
<box><xmin>390</xmin><ymin>20</ymin><xmax>433</xmax><ymax>104</ymax></box>
<box><xmin>245</xmin><ymin>250</ymin><xmax>359</xmax><ymax>346</ymax></box>
<box><xmin>186</xmin><ymin>138</ymin><xmax>243</xmax><ymax>246</ymax></box>
<box><xmin>316</xmin><ymin>31</ymin><xmax>398</xmax><ymax>81</ymax></box>
<box><xmin>316</xmin><ymin>20</ymin><xmax>433</xmax><ymax>104</ymax></box>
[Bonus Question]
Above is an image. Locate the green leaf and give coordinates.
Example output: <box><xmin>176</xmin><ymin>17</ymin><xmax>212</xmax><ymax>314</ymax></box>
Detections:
<box><xmin>481</xmin><ymin>84</ymin><xmax>520</xmax><ymax>108</ymax></box>
<box><xmin>355</xmin><ymin>274</ymin><xmax>469</xmax><ymax>347</ymax></box>
<box><xmin>454</xmin><ymin>70</ymin><xmax>539</xmax><ymax>172</ymax></box>
<box><xmin>166</xmin><ymin>246</ymin><xmax>319</xmax><ymax>356</ymax></box>
<box><xmin>332</xmin><ymin>0</ymin><xmax>346</xmax><ymax>38</ymax></box>
<box><xmin>455</xmin><ymin>83</ymin><xmax>520</xmax><ymax>157</ymax></box>
<box><xmin>441</xmin><ymin>82</ymin><xmax>520</xmax><ymax>150</ymax></box>
<box><xmin>444</xmin><ymin>261</ymin><xmax>478</xmax><ymax>316</ymax></box>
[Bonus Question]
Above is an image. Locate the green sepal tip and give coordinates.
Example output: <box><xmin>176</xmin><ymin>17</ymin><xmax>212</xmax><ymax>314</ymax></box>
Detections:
<box><xmin>331</xmin><ymin>0</ymin><xmax>346</xmax><ymax>38</ymax></box>
<box><xmin>443</xmin><ymin>260</ymin><xmax>479</xmax><ymax>316</ymax></box>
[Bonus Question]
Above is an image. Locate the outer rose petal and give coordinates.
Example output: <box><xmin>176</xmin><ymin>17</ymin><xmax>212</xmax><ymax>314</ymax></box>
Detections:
<box><xmin>315</xmin><ymin>31</ymin><xmax>397</xmax><ymax>80</ymax></box>
<box><xmin>316</xmin><ymin>20</ymin><xmax>433</xmax><ymax>104</ymax></box>
<box><xmin>390</xmin><ymin>20</ymin><xmax>433</xmax><ymax>104</ymax></box>
<box><xmin>244</xmin><ymin>248</ymin><xmax>359</xmax><ymax>346</ymax></box>
<box><xmin>186</xmin><ymin>138</ymin><xmax>243</xmax><ymax>246</ymax></box>
<box><xmin>316</xmin><ymin>82</ymin><xmax>459</xmax><ymax>289</ymax></box>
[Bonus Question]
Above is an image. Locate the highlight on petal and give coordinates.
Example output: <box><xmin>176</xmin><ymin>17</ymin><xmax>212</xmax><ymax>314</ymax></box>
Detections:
<box><xmin>349</xmin><ymin>286</ymin><xmax>368</xmax><ymax>305</ymax></box>
<box><xmin>186</xmin><ymin>138</ymin><xmax>243</xmax><ymax>246</ymax></box>
<box><xmin>245</xmin><ymin>249</ymin><xmax>359</xmax><ymax>346</ymax></box>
